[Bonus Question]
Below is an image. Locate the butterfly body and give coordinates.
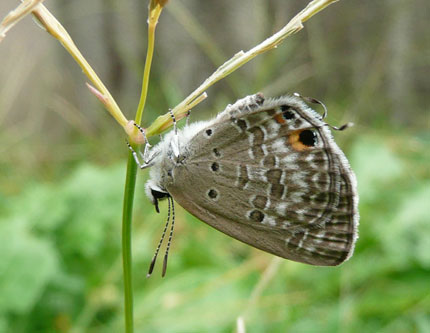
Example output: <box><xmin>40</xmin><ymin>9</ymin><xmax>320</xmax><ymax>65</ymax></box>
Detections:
<box><xmin>145</xmin><ymin>94</ymin><xmax>359</xmax><ymax>266</ymax></box>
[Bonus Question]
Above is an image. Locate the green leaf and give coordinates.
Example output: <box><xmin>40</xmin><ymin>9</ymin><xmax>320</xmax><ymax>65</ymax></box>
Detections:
<box><xmin>350</xmin><ymin>136</ymin><xmax>403</xmax><ymax>201</ymax></box>
<box><xmin>58</xmin><ymin>164</ymin><xmax>124</xmax><ymax>259</ymax></box>
<box><xmin>377</xmin><ymin>183</ymin><xmax>430</xmax><ymax>268</ymax></box>
<box><xmin>0</xmin><ymin>219</ymin><xmax>58</xmax><ymax>314</ymax></box>
<box><xmin>9</xmin><ymin>185</ymin><xmax>69</xmax><ymax>232</ymax></box>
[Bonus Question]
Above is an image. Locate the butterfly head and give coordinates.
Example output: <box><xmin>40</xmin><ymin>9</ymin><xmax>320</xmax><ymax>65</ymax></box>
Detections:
<box><xmin>145</xmin><ymin>180</ymin><xmax>170</xmax><ymax>213</ymax></box>
<box><xmin>143</xmin><ymin>136</ymin><xmax>177</xmax><ymax>213</ymax></box>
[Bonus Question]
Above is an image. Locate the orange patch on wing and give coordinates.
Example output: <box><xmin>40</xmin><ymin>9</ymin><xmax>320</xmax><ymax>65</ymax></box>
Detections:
<box><xmin>288</xmin><ymin>130</ymin><xmax>311</xmax><ymax>152</ymax></box>
<box><xmin>274</xmin><ymin>113</ymin><xmax>286</xmax><ymax>124</ymax></box>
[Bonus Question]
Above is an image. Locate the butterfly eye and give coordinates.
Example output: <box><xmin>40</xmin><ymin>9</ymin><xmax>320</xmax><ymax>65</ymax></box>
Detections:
<box><xmin>151</xmin><ymin>189</ymin><xmax>169</xmax><ymax>199</ymax></box>
<box><xmin>150</xmin><ymin>189</ymin><xmax>170</xmax><ymax>213</ymax></box>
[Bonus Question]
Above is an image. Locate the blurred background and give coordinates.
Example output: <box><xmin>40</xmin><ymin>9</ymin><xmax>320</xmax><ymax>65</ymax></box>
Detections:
<box><xmin>0</xmin><ymin>0</ymin><xmax>429</xmax><ymax>332</ymax></box>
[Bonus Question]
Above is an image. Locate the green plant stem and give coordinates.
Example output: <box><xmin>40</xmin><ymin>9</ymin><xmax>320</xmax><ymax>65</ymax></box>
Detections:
<box><xmin>121</xmin><ymin>149</ymin><xmax>138</xmax><ymax>333</ymax></box>
<box><xmin>135</xmin><ymin>22</ymin><xmax>156</xmax><ymax>125</ymax></box>
<box><xmin>121</xmin><ymin>3</ymin><xmax>164</xmax><ymax>332</ymax></box>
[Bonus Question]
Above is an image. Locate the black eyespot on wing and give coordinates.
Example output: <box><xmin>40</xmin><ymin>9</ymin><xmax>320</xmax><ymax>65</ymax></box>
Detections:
<box><xmin>213</xmin><ymin>148</ymin><xmax>221</xmax><ymax>157</ymax></box>
<box><xmin>211</xmin><ymin>162</ymin><xmax>219</xmax><ymax>172</ymax></box>
<box><xmin>208</xmin><ymin>189</ymin><xmax>218</xmax><ymax>199</ymax></box>
<box><xmin>281</xmin><ymin>105</ymin><xmax>295</xmax><ymax>120</ymax></box>
<box><xmin>206</xmin><ymin>129</ymin><xmax>213</xmax><ymax>136</ymax></box>
<box><xmin>283</xmin><ymin>110</ymin><xmax>295</xmax><ymax>120</ymax></box>
<box><xmin>249</xmin><ymin>210</ymin><xmax>264</xmax><ymax>222</ymax></box>
<box><xmin>299</xmin><ymin>129</ymin><xmax>318</xmax><ymax>147</ymax></box>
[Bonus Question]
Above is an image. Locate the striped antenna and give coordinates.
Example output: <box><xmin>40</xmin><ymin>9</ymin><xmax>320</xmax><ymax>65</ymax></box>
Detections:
<box><xmin>147</xmin><ymin>195</ymin><xmax>171</xmax><ymax>278</ymax></box>
<box><xmin>162</xmin><ymin>196</ymin><xmax>176</xmax><ymax>277</ymax></box>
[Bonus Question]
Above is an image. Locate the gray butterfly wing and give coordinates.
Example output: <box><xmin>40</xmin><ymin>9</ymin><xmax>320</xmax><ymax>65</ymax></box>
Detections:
<box><xmin>168</xmin><ymin>96</ymin><xmax>359</xmax><ymax>266</ymax></box>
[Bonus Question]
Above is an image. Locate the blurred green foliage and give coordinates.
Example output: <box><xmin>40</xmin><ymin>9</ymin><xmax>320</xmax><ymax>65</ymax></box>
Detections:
<box><xmin>1</xmin><ymin>0</ymin><xmax>429</xmax><ymax>332</ymax></box>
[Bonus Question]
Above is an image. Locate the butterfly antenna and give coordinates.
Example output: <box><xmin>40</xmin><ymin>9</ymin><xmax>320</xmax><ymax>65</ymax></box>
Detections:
<box><xmin>147</xmin><ymin>195</ymin><xmax>171</xmax><ymax>278</ymax></box>
<box><xmin>162</xmin><ymin>196</ymin><xmax>176</xmax><ymax>277</ymax></box>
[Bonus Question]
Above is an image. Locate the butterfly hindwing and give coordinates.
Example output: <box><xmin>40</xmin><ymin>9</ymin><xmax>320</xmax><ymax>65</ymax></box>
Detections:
<box><xmin>167</xmin><ymin>95</ymin><xmax>358</xmax><ymax>266</ymax></box>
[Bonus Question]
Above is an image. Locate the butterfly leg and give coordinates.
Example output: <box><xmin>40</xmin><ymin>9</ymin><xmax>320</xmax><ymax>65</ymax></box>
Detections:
<box><xmin>126</xmin><ymin>140</ymin><xmax>150</xmax><ymax>169</ymax></box>
<box><xmin>185</xmin><ymin>109</ymin><xmax>191</xmax><ymax>127</ymax></box>
<box><xmin>293</xmin><ymin>92</ymin><xmax>353</xmax><ymax>130</ymax></box>
<box><xmin>293</xmin><ymin>92</ymin><xmax>328</xmax><ymax>119</ymax></box>
<box><xmin>125</xmin><ymin>123</ymin><xmax>158</xmax><ymax>169</ymax></box>
<box><xmin>169</xmin><ymin>109</ymin><xmax>180</xmax><ymax>159</ymax></box>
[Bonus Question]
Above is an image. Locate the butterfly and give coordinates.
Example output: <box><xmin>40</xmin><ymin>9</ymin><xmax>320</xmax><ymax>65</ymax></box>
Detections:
<box><xmin>129</xmin><ymin>93</ymin><xmax>359</xmax><ymax>276</ymax></box>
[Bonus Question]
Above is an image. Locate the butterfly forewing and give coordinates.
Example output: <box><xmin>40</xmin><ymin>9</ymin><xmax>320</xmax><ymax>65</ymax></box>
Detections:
<box><xmin>167</xmin><ymin>96</ymin><xmax>358</xmax><ymax>266</ymax></box>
